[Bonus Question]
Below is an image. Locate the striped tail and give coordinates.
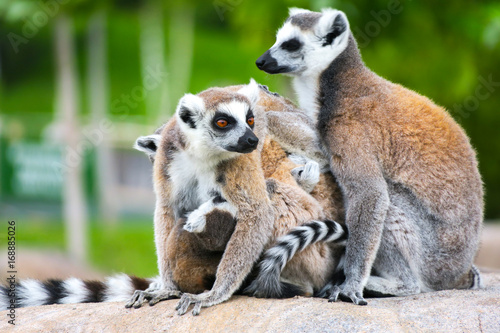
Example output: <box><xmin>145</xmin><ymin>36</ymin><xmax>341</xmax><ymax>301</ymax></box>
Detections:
<box><xmin>244</xmin><ymin>219</ymin><xmax>347</xmax><ymax>298</ymax></box>
<box><xmin>0</xmin><ymin>274</ymin><xmax>157</xmax><ymax>310</ymax></box>
<box><xmin>470</xmin><ymin>265</ymin><xmax>483</xmax><ymax>289</ymax></box>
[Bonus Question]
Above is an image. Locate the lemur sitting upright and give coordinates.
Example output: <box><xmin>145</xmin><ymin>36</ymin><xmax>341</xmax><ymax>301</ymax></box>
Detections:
<box><xmin>127</xmin><ymin>80</ymin><xmax>347</xmax><ymax>315</ymax></box>
<box><xmin>255</xmin><ymin>8</ymin><xmax>483</xmax><ymax>305</ymax></box>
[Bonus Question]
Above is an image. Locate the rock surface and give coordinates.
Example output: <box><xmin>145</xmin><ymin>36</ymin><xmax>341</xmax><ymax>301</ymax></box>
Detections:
<box><xmin>1</xmin><ymin>272</ymin><xmax>499</xmax><ymax>333</ymax></box>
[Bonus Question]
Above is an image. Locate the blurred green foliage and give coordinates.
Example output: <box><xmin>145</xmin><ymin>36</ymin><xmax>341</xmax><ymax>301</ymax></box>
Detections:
<box><xmin>0</xmin><ymin>220</ymin><xmax>157</xmax><ymax>276</ymax></box>
<box><xmin>0</xmin><ymin>0</ymin><xmax>499</xmax><ymax>220</ymax></box>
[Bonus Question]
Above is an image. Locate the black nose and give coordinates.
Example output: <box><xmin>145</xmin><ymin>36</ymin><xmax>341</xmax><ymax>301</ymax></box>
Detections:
<box><xmin>247</xmin><ymin>136</ymin><xmax>259</xmax><ymax>147</ymax></box>
<box><xmin>256</xmin><ymin>57</ymin><xmax>266</xmax><ymax>69</ymax></box>
<box><xmin>256</xmin><ymin>50</ymin><xmax>271</xmax><ymax>70</ymax></box>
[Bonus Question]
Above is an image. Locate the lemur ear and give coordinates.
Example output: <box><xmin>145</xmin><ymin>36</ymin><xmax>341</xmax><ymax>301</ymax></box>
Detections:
<box><xmin>176</xmin><ymin>93</ymin><xmax>205</xmax><ymax>129</ymax></box>
<box><xmin>135</xmin><ymin>134</ymin><xmax>161</xmax><ymax>162</ymax></box>
<box><xmin>316</xmin><ymin>9</ymin><xmax>349</xmax><ymax>46</ymax></box>
<box><xmin>238</xmin><ymin>78</ymin><xmax>260</xmax><ymax>107</ymax></box>
<box><xmin>288</xmin><ymin>7</ymin><xmax>311</xmax><ymax>16</ymax></box>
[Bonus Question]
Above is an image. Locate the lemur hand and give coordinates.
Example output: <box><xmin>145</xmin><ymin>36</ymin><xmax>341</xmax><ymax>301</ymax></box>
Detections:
<box><xmin>291</xmin><ymin>160</ymin><xmax>320</xmax><ymax>193</ymax></box>
<box><xmin>125</xmin><ymin>282</ymin><xmax>182</xmax><ymax>309</ymax></box>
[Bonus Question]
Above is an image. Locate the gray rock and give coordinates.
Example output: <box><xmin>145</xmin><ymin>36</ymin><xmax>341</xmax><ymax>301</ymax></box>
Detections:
<box><xmin>1</xmin><ymin>272</ymin><xmax>499</xmax><ymax>333</ymax></box>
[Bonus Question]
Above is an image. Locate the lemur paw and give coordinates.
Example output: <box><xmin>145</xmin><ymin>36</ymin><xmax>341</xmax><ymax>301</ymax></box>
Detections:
<box><xmin>184</xmin><ymin>199</ymin><xmax>216</xmax><ymax>233</ymax></box>
<box><xmin>184</xmin><ymin>208</ymin><xmax>207</xmax><ymax>233</ymax></box>
<box><xmin>324</xmin><ymin>282</ymin><xmax>367</xmax><ymax>306</ymax></box>
<box><xmin>175</xmin><ymin>290</ymin><xmax>219</xmax><ymax>316</ymax></box>
<box><xmin>291</xmin><ymin>160</ymin><xmax>320</xmax><ymax>193</ymax></box>
<box><xmin>125</xmin><ymin>288</ymin><xmax>182</xmax><ymax>309</ymax></box>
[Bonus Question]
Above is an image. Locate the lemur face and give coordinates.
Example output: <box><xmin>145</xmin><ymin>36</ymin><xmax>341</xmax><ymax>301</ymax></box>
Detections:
<box><xmin>256</xmin><ymin>8</ymin><xmax>350</xmax><ymax>77</ymax></box>
<box><xmin>177</xmin><ymin>79</ymin><xmax>260</xmax><ymax>160</ymax></box>
<box><xmin>134</xmin><ymin>80</ymin><xmax>261</xmax><ymax>163</ymax></box>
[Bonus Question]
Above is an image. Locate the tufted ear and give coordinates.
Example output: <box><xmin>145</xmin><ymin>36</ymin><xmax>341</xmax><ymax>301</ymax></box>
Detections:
<box><xmin>288</xmin><ymin>7</ymin><xmax>311</xmax><ymax>17</ymax></box>
<box><xmin>175</xmin><ymin>93</ymin><xmax>205</xmax><ymax>130</ymax></box>
<box><xmin>237</xmin><ymin>78</ymin><xmax>260</xmax><ymax>107</ymax></box>
<box><xmin>316</xmin><ymin>9</ymin><xmax>349</xmax><ymax>46</ymax></box>
<box><xmin>134</xmin><ymin>134</ymin><xmax>161</xmax><ymax>163</ymax></box>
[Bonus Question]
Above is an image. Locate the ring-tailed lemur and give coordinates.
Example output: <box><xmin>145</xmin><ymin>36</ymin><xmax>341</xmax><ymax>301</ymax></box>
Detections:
<box><xmin>255</xmin><ymin>7</ymin><xmax>483</xmax><ymax>305</ymax></box>
<box><xmin>127</xmin><ymin>80</ymin><xmax>347</xmax><ymax>315</ymax></box>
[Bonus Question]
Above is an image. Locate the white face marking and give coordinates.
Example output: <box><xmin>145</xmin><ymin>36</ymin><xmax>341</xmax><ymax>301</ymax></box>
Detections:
<box><xmin>265</xmin><ymin>9</ymin><xmax>351</xmax><ymax>118</ymax></box>
<box><xmin>176</xmin><ymin>98</ymin><xmax>255</xmax><ymax>163</ymax></box>
<box><xmin>271</xmin><ymin>9</ymin><xmax>350</xmax><ymax>77</ymax></box>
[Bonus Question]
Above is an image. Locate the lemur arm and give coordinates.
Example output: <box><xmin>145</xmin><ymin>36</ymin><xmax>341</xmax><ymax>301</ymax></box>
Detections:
<box><xmin>176</xmin><ymin>152</ymin><xmax>275</xmax><ymax>316</ymax></box>
<box><xmin>266</xmin><ymin>111</ymin><xmax>329</xmax><ymax>169</ymax></box>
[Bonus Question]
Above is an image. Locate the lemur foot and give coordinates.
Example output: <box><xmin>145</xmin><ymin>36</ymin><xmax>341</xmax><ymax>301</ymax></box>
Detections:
<box><xmin>125</xmin><ymin>287</ymin><xmax>182</xmax><ymax>309</ymax></box>
<box><xmin>175</xmin><ymin>290</ymin><xmax>221</xmax><ymax>316</ymax></box>
<box><xmin>291</xmin><ymin>160</ymin><xmax>320</xmax><ymax>193</ymax></box>
<box><xmin>324</xmin><ymin>282</ymin><xmax>367</xmax><ymax>306</ymax></box>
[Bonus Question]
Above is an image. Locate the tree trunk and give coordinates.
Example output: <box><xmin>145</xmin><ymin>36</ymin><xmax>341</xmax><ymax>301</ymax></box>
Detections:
<box><xmin>139</xmin><ymin>0</ymin><xmax>166</xmax><ymax>123</ymax></box>
<box><xmin>87</xmin><ymin>11</ymin><xmax>118</xmax><ymax>224</ymax></box>
<box><xmin>54</xmin><ymin>14</ymin><xmax>88</xmax><ymax>263</ymax></box>
<box><xmin>164</xmin><ymin>5</ymin><xmax>195</xmax><ymax>118</ymax></box>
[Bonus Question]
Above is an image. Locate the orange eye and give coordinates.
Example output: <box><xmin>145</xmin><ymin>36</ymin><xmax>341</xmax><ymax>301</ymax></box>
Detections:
<box><xmin>216</xmin><ymin>119</ymin><xmax>228</xmax><ymax>128</ymax></box>
<box><xmin>247</xmin><ymin>117</ymin><xmax>254</xmax><ymax>126</ymax></box>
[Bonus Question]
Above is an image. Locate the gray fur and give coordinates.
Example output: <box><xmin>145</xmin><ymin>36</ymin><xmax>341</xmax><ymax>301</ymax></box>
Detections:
<box><xmin>287</xmin><ymin>12</ymin><xmax>322</xmax><ymax>30</ymax></box>
<box><xmin>257</xmin><ymin>8</ymin><xmax>484</xmax><ymax>306</ymax></box>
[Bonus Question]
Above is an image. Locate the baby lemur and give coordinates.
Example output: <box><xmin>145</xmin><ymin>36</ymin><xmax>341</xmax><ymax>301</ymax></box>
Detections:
<box><xmin>256</xmin><ymin>7</ymin><xmax>483</xmax><ymax>305</ymax></box>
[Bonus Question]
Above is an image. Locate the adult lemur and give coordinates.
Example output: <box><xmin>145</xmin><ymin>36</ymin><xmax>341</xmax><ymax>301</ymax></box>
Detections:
<box><xmin>128</xmin><ymin>80</ymin><xmax>347</xmax><ymax>315</ymax></box>
<box><xmin>1</xmin><ymin>81</ymin><xmax>347</xmax><ymax>314</ymax></box>
<box><xmin>255</xmin><ymin>8</ymin><xmax>483</xmax><ymax>305</ymax></box>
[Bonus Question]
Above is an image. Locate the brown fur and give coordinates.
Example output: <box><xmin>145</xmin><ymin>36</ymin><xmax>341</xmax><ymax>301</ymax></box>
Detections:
<box><xmin>315</xmin><ymin>35</ymin><xmax>483</xmax><ymax>296</ymax></box>
<box><xmin>144</xmin><ymin>85</ymin><xmax>345</xmax><ymax>312</ymax></box>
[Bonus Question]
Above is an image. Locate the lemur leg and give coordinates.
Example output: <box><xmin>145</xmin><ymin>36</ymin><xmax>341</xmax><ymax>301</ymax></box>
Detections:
<box><xmin>291</xmin><ymin>160</ymin><xmax>320</xmax><ymax>193</ymax></box>
<box><xmin>326</xmin><ymin>201</ymin><xmax>423</xmax><ymax>303</ymax></box>
<box><xmin>266</xmin><ymin>111</ymin><xmax>329</xmax><ymax>169</ymax></box>
<box><xmin>354</xmin><ymin>203</ymin><xmax>421</xmax><ymax>297</ymax></box>
<box><xmin>363</xmin><ymin>248</ymin><xmax>420</xmax><ymax>297</ymax></box>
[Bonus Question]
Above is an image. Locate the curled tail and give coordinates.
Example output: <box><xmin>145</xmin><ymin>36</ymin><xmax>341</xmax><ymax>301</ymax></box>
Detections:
<box><xmin>245</xmin><ymin>219</ymin><xmax>347</xmax><ymax>298</ymax></box>
<box><xmin>0</xmin><ymin>274</ymin><xmax>157</xmax><ymax>310</ymax></box>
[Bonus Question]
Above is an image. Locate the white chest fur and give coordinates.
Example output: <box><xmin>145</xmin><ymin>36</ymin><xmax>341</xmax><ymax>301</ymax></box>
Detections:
<box><xmin>293</xmin><ymin>75</ymin><xmax>320</xmax><ymax>120</ymax></box>
<box><xmin>169</xmin><ymin>151</ymin><xmax>220</xmax><ymax>208</ymax></box>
